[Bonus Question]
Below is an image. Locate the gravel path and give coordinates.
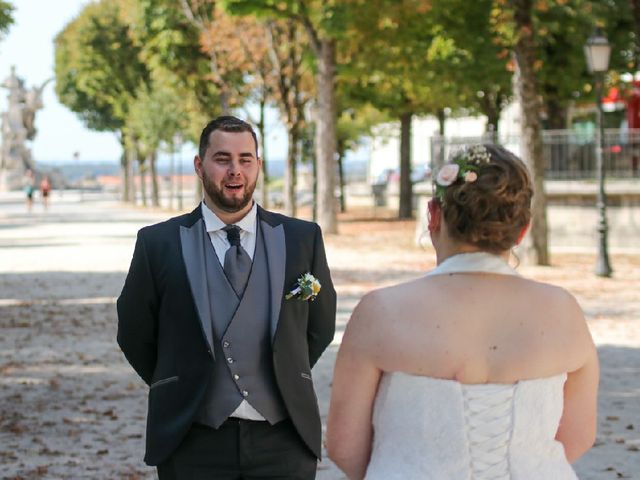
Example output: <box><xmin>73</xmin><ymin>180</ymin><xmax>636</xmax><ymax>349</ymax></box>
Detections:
<box><xmin>0</xmin><ymin>192</ymin><xmax>638</xmax><ymax>479</ymax></box>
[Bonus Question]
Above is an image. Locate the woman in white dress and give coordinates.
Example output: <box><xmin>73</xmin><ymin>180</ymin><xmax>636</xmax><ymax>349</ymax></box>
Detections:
<box><xmin>326</xmin><ymin>145</ymin><xmax>598</xmax><ymax>479</ymax></box>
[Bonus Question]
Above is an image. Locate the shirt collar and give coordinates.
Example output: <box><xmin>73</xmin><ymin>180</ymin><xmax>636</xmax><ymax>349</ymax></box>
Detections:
<box><xmin>201</xmin><ymin>200</ymin><xmax>257</xmax><ymax>234</ymax></box>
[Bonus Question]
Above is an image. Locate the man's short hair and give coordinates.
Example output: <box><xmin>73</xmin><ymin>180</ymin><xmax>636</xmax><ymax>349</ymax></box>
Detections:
<box><xmin>198</xmin><ymin>116</ymin><xmax>259</xmax><ymax>159</ymax></box>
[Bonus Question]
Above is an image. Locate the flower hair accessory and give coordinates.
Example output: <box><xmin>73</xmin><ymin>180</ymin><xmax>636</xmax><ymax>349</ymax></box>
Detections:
<box><xmin>285</xmin><ymin>272</ymin><xmax>321</xmax><ymax>301</ymax></box>
<box><xmin>434</xmin><ymin>144</ymin><xmax>491</xmax><ymax>200</ymax></box>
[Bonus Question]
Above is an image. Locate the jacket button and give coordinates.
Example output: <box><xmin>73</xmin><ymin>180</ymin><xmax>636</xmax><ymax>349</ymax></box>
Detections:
<box><xmin>227</xmin><ymin>357</ymin><xmax>234</xmax><ymax>364</ymax></box>
<box><xmin>223</xmin><ymin>341</ymin><xmax>230</xmax><ymax>348</ymax></box>
<box><xmin>242</xmin><ymin>390</ymin><xmax>249</xmax><ymax>397</ymax></box>
<box><xmin>233</xmin><ymin>374</ymin><xmax>240</xmax><ymax>381</ymax></box>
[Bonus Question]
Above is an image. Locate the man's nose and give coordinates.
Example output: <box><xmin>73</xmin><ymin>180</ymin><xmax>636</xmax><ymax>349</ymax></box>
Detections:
<box><xmin>228</xmin><ymin>160</ymin><xmax>241</xmax><ymax>175</ymax></box>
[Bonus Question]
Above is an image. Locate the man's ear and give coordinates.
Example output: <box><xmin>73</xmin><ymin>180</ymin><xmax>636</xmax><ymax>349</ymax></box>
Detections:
<box><xmin>194</xmin><ymin>155</ymin><xmax>203</xmax><ymax>179</ymax></box>
<box><xmin>515</xmin><ymin>223</ymin><xmax>530</xmax><ymax>245</ymax></box>
<box><xmin>427</xmin><ymin>199</ymin><xmax>441</xmax><ymax>233</ymax></box>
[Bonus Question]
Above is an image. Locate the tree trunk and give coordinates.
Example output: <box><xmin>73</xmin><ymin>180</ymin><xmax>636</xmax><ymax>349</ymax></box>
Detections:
<box><xmin>120</xmin><ymin>135</ymin><xmax>131</xmax><ymax>202</ymax></box>
<box><xmin>150</xmin><ymin>151</ymin><xmax>159</xmax><ymax>207</ymax></box>
<box><xmin>121</xmin><ymin>150</ymin><xmax>130</xmax><ymax>203</ymax></box>
<box><xmin>433</xmin><ymin>109</ymin><xmax>447</xmax><ymax>171</ymax></box>
<box><xmin>544</xmin><ymin>98</ymin><xmax>567</xmax><ymax>130</ymax></box>
<box><xmin>315</xmin><ymin>39</ymin><xmax>338</xmax><ymax>233</ymax></box>
<box><xmin>124</xmin><ymin>147</ymin><xmax>137</xmax><ymax>204</ymax></box>
<box><xmin>545</xmin><ymin>98</ymin><xmax>568</xmax><ymax>173</ymax></box>
<box><xmin>258</xmin><ymin>96</ymin><xmax>269</xmax><ymax>208</ymax></box>
<box><xmin>337</xmin><ymin>139</ymin><xmax>346</xmax><ymax>213</ymax></box>
<box><xmin>631</xmin><ymin>0</ymin><xmax>640</xmax><ymax>68</ymax></box>
<box><xmin>512</xmin><ymin>0</ymin><xmax>550</xmax><ymax>265</ymax></box>
<box><xmin>398</xmin><ymin>111</ymin><xmax>413</xmax><ymax>219</ymax></box>
<box><xmin>139</xmin><ymin>160</ymin><xmax>147</xmax><ymax>207</ymax></box>
<box><xmin>481</xmin><ymin>96</ymin><xmax>501</xmax><ymax>137</ymax></box>
<box><xmin>312</xmin><ymin>142</ymin><xmax>318</xmax><ymax>223</ymax></box>
<box><xmin>285</xmin><ymin>126</ymin><xmax>299</xmax><ymax>217</ymax></box>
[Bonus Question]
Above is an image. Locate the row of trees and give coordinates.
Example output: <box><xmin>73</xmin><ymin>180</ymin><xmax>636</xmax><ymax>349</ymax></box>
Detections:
<box><xmin>53</xmin><ymin>0</ymin><xmax>639</xmax><ymax>263</ymax></box>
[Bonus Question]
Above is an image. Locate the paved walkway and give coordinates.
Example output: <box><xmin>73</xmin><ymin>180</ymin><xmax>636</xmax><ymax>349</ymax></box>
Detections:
<box><xmin>0</xmin><ymin>191</ymin><xmax>638</xmax><ymax>479</ymax></box>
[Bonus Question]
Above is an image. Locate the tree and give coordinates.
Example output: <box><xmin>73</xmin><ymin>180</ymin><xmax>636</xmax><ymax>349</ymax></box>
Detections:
<box><xmin>123</xmin><ymin>0</ymin><xmax>223</xmax><ymax>205</ymax></box>
<box><xmin>179</xmin><ymin>0</ymin><xmax>252</xmax><ymax>114</ymax></box>
<box><xmin>341</xmin><ymin>0</ymin><xmax>463</xmax><ymax>218</ymax></box>
<box><xmin>224</xmin><ymin>0</ymin><xmax>342</xmax><ymax>233</ymax></box>
<box><xmin>54</xmin><ymin>0</ymin><xmax>151</xmax><ymax>202</ymax></box>
<box><xmin>125</xmin><ymin>82</ymin><xmax>190</xmax><ymax>207</ymax></box>
<box><xmin>198</xmin><ymin>4</ymin><xmax>276</xmax><ymax>208</ymax></box>
<box><xmin>335</xmin><ymin>103</ymin><xmax>389</xmax><ymax>212</ymax></box>
<box><xmin>428</xmin><ymin>0</ymin><xmax>513</xmax><ymax>133</ymax></box>
<box><xmin>499</xmin><ymin>0</ymin><xmax>550</xmax><ymax>265</ymax></box>
<box><xmin>0</xmin><ymin>1</ymin><xmax>14</xmax><ymax>40</ymax></box>
<box><xmin>122</xmin><ymin>0</ymin><xmax>219</xmax><ymax>143</ymax></box>
<box><xmin>264</xmin><ymin>19</ymin><xmax>314</xmax><ymax>217</ymax></box>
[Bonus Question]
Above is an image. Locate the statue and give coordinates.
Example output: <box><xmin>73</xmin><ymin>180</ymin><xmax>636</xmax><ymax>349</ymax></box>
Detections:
<box><xmin>0</xmin><ymin>66</ymin><xmax>52</xmax><ymax>190</ymax></box>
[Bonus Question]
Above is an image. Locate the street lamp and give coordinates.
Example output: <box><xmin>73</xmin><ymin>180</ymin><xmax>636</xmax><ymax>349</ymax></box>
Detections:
<box><xmin>584</xmin><ymin>28</ymin><xmax>613</xmax><ymax>277</ymax></box>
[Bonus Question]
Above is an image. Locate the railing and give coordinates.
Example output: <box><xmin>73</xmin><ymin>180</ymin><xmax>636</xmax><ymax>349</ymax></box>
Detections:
<box><xmin>429</xmin><ymin>129</ymin><xmax>640</xmax><ymax>179</ymax></box>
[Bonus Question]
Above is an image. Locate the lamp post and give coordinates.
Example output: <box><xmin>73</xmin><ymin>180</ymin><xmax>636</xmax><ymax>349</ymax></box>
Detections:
<box><xmin>584</xmin><ymin>28</ymin><xmax>613</xmax><ymax>277</ymax></box>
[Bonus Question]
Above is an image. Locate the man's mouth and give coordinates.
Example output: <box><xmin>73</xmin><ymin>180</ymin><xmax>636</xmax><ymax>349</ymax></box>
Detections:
<box><xmin>225</xmin><ymin>183</ymin><xmax>243</xmax><ymax>191</ymax></box>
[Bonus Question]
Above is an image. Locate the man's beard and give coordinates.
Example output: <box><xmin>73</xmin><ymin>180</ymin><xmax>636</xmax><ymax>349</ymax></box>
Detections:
<box><xmin>202</xmin><ymin>170</ymin><xmax>256</xmax><ymax>213</ymax></box>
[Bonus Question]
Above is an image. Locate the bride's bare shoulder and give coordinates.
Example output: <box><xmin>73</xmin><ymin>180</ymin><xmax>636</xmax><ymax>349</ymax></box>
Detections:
<box><xmin>347</xmin><ymin>278</ymin><xmax>430</xmax><ymax>330</ymax></box>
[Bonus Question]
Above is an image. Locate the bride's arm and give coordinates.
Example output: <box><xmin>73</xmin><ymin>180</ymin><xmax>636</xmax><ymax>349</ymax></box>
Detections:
<box><xmin>326</xmin><ymin>293</ymin><xmax>383</xmax><ymax>480</ymax></box>
<box><xmin>555</xmin><ymin>295</ymin><xmax>599</xmax><ymax>463</ymax></box>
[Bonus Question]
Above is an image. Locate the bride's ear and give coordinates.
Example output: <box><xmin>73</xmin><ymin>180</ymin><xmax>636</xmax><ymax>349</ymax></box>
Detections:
<box><xmin>427</xmin><ymin>199</ymin><xmax>441</xmax><ymax>233</ymax></box>
<box><xmin>515</xmin><ymin>222</ymin><xmax>530</xmax><ymax>245</ymax></box>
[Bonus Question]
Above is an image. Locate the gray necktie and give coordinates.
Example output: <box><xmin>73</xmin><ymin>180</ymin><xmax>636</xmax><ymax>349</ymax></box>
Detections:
<box><xmin>223</xmin><ymin>225</ymin><xmax>252</xmax><ymax>297</ymax></box>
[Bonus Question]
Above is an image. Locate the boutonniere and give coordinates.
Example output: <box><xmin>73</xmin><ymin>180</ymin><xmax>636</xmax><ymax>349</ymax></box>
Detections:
<box><xmin>285</xmin><ymin>272</ymin><xmax>321</xmax><ymax>302</ymax></box>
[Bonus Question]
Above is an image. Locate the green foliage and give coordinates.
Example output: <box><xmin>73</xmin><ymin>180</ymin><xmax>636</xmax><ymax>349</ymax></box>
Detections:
<box><xmin>490</xmin><ymin>0</ymin><xmax>635</xmax><ymax>127</ymax></box>
<box><xmin>54</xmin><ymin>1</ymin><xmax>150</xmax><ymax>133</ymax></box>
<box><xmin>339</xmin><ymin>0</ymin><xmax>462</xmax><ymax>118</ymax></box>
<box><xmin>125</xmin><ymin>82</ymin><xmax>190</xmax><ymax>157</ymax></box>
<box><xmin>0</xmin><ymin>1</ymin><xmax>14</xmax><ymax>39</ymax></box>
<box><xmin>336</xmin><ymin>103</ymin><xmax>390</xmax><ymax>156</ymax></box>
<box><xmin>122</xmin><ymin>0</ymin><xmax>220</xmax><ymax>144</ymax></box>
<box><xmin>222</xmin><ymin>0</ymin><xmax>346</xmax><ymax>40</ymax></box>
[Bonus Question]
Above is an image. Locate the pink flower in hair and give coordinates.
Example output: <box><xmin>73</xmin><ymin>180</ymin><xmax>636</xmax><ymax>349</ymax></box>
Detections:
<box><xmin>464</xmin><ymin>171</ymin><xmax>478</xmax><ymax>183</ymax></box>
<box><xmin>436</xmin><ymin>163</ymin><xmax>460</xmax><ymax>187</ymax></box>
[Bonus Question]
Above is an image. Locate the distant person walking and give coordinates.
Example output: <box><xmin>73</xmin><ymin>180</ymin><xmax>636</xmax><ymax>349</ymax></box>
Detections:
<box><xmin>23</xmin><ymin>169</ymin><xmax>35</xmax><ymax>213</ymax></box>
<box><xmin>40</xmin><ymin>176</ymin><xmax>51</xmax><ymax>210</ymax></box>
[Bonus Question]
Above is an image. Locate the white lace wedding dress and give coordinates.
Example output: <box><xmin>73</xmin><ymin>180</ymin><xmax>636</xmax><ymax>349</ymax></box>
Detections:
<box><xmin>364</xmin><ymin>253</ymin><xmax>578</xmax><ymax>480</ymax></box>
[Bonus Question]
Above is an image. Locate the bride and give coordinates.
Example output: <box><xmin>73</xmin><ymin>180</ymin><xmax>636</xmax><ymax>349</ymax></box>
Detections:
<box><xmin>326</xmin><ymin>145</ymin><xmax>598</xmax><ymax>479</ymax></box>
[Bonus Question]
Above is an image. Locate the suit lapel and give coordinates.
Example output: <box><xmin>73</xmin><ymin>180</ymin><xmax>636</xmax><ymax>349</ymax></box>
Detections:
<box><xmin>180</xmin><ymin>216</ymin><xmax>214</xmax><ymax>353</ymax></box>
<box><xmin>259</xmin><ymin>209</ymin><xmax>286</xmax><ymax>341</ymax></box>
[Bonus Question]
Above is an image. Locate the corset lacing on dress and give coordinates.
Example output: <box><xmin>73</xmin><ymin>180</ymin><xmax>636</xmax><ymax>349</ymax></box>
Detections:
<box><xmin>462</xmin><ymin>383</ymin><xmax>515</xmax><ymax>479</ymax></box>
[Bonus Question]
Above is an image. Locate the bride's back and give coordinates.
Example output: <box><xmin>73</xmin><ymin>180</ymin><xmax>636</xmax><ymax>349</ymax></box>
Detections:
<box><xmin>361</xmin><ymin>270</ymin><xmax>590</xmax><ymax>384</ymax></box>
<box><xmin>326</xmin><ymin>145</ymin><xmax>598</xmax><ymax>480</ymax></box>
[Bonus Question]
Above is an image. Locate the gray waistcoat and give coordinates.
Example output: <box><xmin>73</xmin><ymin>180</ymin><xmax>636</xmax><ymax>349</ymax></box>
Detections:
<box><xmin>195</xmin><ymin>224</ymin><xmax>287</xmax><ymax>428</ymax></box>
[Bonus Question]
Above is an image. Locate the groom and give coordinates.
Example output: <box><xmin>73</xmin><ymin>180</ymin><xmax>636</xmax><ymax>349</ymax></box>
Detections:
<box><xmin>117</xmin><ymin>115</ymin><xmax>336</xmax><ymax>479</ymax></box>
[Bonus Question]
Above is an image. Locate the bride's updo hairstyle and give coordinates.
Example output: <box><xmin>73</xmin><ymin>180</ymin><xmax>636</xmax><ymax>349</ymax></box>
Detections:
<box><xmin>434</xmin><ymin>144</ymin><xmax>533</xmax><ymax>253</ymax></box>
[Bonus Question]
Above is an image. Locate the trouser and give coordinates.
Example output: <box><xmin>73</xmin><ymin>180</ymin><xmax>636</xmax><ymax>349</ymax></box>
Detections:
<box><xmin>157</xmin><ymin>418</ymin><xmax>317</xmax><ymax>480</ymax></box>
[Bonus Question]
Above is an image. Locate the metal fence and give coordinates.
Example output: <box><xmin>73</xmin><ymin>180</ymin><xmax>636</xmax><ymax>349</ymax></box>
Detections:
<box><xmin>429</xmin><ymin>129</ymin><xmax>640</xmax><ymax>179</ymax></box>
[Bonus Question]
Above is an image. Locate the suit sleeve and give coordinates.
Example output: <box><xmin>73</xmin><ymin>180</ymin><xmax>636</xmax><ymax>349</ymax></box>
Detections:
<box><xmin>116</xmin><ymin>230</ymin><xmax>159</xmax><ymax>385</ymax></box>
<box><xmin>307</xmin><ymin>224</ymin><xmax>336</xmax><ymax>368</ymax></box>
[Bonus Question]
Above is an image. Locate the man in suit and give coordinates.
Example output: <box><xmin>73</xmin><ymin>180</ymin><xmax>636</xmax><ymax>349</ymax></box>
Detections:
<box><xmin>117</xmin><ymin>115</ymin><xmax>336</xmax><ymax>479</ymax></box>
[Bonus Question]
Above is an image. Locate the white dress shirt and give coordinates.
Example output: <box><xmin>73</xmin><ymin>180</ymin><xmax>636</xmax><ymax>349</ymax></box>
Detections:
<box><xmin>200</xmin><ymin>200</ymin><xmax>265</xmax><ymax>421</ymax></box>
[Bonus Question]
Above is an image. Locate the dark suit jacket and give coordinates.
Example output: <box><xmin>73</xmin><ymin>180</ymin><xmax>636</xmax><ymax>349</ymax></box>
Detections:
<box><xmin>116</xmin><ymin>205</ymin><xmax>336</xmax><ymax>466</ymax></box>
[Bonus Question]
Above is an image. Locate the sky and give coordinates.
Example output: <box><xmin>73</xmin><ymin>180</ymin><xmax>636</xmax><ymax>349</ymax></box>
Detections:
<box><xmin>0</xmin><ymin>0</ymin><xmax>289</xmax><ymax>165</ymax></box>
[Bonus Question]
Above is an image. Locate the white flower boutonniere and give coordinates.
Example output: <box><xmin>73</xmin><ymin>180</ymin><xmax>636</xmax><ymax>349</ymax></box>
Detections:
<box><xmin>286</xmin><ymin>272</ymin><xmax>321</xmax><ymax>302</ymax></box>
